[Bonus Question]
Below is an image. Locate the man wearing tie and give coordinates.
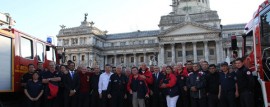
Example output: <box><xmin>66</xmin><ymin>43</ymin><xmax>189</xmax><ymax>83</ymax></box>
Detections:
<box><xmin>151</xmin><ymin>65</ymin><xmax>165</xmax><ymax>107</ymax></box>
<box><xmin>63</xmin><ymin>62</ymin><xmax>80</xmax><ymax>107</ymax></box>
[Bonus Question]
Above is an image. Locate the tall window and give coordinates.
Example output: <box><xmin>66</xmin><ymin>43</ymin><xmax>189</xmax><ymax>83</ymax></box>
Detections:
<box><xmin>121</xmin><ymin>57</ymin><xmax>124</xmax><ymax>63</ymax></box>
<box><xmin>64</xmin><ymin>39</ymin><xmax>69</xmax><ymax>45</ymax></box>
<box><xmin>148</xmin><ymin>40</ymin><xmax>154</xmax><ymax>44</ymax></box>
<box><xmin>120</xmin><ymin>42</ymin><xmax>126</xmax><ymax>46</ymax></box>
<box><xmin>82</xmin><ymin>55</ymin><xmax>85</xmax><ymax>61</ymax></box>
<box><xmin>36</xmin><ymin>43</ymin><xmax>44</xmax><ymax>62</ymax></box>
<box><xmin>21</xmin><ymin>37</ymin><xmax>33</xmax><ymax>59</ymax></box>
<box><xmin>73</xmin><ymin>56</ymin><xmax>76</xmax><ymax>61</ymax></box>
<box><xmin>112</xmin><ymin>58</ymin><xmax>115</xmax><ymax>64</ymax></box>
<box><xmin>178</xmin><ymin>51</ymin><xmax>182</xmax><ymax>57</ymax></box>
<box><xmin>210</xmin><ymin>49</ymin><xmax>215</xmax><ymax>55</ymax></box>
<box><xmin>197</xmin><ymin>50</ymin><xmax>203</xmax><ymax>56</ymax></box>
<box><xmin>186</xmin><ymin>51</ymin><xmax>193</xmax><ymax>56</ymax></box>
<box><xmin>131</xmin><ymin>57</ymin><xmax>134</xmax><ymax>63</ymax></box>
<box><xmin>168</xmin><ymin>52</ymin><xmax>172</xmax><ymax>57</ymax></box>
<box><xmin>140</xmin><ymin>57</ymin><xmax>144</xmax><ymax>62</ymax></box>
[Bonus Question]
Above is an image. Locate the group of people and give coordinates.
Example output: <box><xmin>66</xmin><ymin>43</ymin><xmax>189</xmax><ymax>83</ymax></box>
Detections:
<box><xmin>21</xmin><ymin>58</ymin><xmax>256</xmax><ymax>107</ymax></box>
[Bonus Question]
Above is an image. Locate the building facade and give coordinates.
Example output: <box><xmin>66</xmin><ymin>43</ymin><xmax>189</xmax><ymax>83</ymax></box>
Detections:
<box><xmin>56</xmin><ymin>0</ymin><xmax>248</xmax><ymax>69</ymax></box>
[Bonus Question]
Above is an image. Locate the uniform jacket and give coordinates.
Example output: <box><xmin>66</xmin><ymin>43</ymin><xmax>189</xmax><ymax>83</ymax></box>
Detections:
<box><xmin>107</xmin><ymin>73</ymin><xmax>128</xmax><ymax>96</ymax></box>
<box><xmin>236</xmin><ymin>66</ymin><xmax>255</xmax><ymax>93</ymax></box>
<box><xmin>139</xmin><ymin>68</ymin><xmax>154</xmax><ymax>85</ymax></box>
<box><xmin>206</xmin><ymin>72</ymin><xmax>220</xmax><ymax>95</ymax></box>
<box><xmin>127</xmin><ymin>75</ymin><xmax>150</xmax><ymax>99</ymax></box>
<box><xmin>186</xmin><ymin>71</ymin><xmax>207</xmax><ymax>99</ymax></box>
<box><xmin>160</xmin><ymin>73</ymin><xmax>179</xmax><ymax>97</ymax></box>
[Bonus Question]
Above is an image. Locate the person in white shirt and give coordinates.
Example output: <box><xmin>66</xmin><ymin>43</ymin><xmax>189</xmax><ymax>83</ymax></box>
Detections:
<box><xmin>98</xmin><ymin>64</ymin><xmax>113</xmax><ymax>107</ymax></box>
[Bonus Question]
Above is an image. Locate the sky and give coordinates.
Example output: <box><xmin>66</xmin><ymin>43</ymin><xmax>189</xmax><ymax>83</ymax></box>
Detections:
<box><xmin>1</xmin><ymin>0</ymin><xmax>265</xmax><ymax>42</ymax></box>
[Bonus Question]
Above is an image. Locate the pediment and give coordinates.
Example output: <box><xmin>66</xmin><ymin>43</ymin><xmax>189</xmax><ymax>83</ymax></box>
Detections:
<box><xmin>160</xmin><ymin>22</ymin><xmax>221</xmax><ymax>36</ymax></box>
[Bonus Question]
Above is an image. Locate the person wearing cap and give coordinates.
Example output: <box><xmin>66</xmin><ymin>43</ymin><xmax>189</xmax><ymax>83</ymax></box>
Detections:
<box><xmin>206</xmin><ymin>64</ymin><xmax>220</xmax><ymax>107</ymax></box>
<box><xmin>234</xmin><ymin>58</ymin><xmax>255</xmax><ymax>107</ymax></box>
<box><xmin>219</xmin><ymin>62</ymin><xmax>238</xmax><ymax>107</ymax></box>
<box><xmin>98</xmin><ymin>64</ymin><xmax>113</xmax><ymax>107</ymax></box>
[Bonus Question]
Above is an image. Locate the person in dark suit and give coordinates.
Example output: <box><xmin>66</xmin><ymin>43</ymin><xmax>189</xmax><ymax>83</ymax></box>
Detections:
<box><xmin>63</xmin><ymin>62</ymin><xmax>80</xmax><ymax>107</ymax></box>
<box><xmin>107</xmin><ymin>65</ymin><xmax>128</xmax><ymax>107</ymax></box>
<box><xmin>90</xmin><ymin>65</ymin><xmax>101</xmax><ymax>107</ymax></box>
<box><xmin>151</xmin><ymin>65</ymin><xmax>166</xmax><ymax>107</ymax></box>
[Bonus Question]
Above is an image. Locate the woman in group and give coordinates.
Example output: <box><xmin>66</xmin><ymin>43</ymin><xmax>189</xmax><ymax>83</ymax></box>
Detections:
<box><xmin>160</xmin><ymin>66</ymin><xmax>179</xmax><ymax>107</ymax></box>
<box><xmin>24</xmin><ymin>72</ymin><xmax>44</xmax><ymax>107</ymax></box>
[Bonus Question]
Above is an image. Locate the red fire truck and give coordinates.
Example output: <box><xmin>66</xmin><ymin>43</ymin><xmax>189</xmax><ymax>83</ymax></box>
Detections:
<box><xmin>242</xmin><ymin>0</ymin><xmax>270</xmax><ymax>106</ymax></box>
<box><xmin>0</xmin><ymin>12</ymin><xmax>60</xmax><ymax>94</ymax></box>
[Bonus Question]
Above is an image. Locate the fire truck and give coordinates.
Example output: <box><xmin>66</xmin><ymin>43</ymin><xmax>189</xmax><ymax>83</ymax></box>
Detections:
<box><xmin>240</xmin><ymin>0</ymin><xmax>270</xmax><ymax>106</ymax></box>
<box><xmin>0</xmin><ymin>12</ymin><xmax>61</xmax><ymax>95</ymax></box>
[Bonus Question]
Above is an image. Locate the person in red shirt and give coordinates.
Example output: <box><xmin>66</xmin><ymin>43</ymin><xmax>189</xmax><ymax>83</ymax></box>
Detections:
<box><xmin>176</xmin><ymin>62</ymin><xmax>188</xmax><ymax>77</ymax></box>
<box><xmin>160</xmin><ymin>66</ymin><xmax>179</xmax><ymax>107</ymax></box>
<box><xmin>138</xmin><ymin>63</ymin><xmax>153</xmax><ymax>85</ymax></box>
<box><xmin>78</xmin><ymin>66</ymin><xmax>92</xmax><ymax>107</ymax></box>
<box><xmin>127</xmin><ymin>67</ymin><xmax>150</xmax><ymax>107</ymax></box>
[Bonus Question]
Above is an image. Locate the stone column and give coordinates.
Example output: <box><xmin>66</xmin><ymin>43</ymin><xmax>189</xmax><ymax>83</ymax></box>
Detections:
<box><xmin>69</xmin><ymin>54</ymin><xmax>72</xmax><ymax>61</ymax></box>
<box><xmin>171</xmin><ymin>43</ymin><xmax>176</xmax><ymax>63</ymax></box>
<box><xmin>114</xmin><ymin>54</ymin><xmax>117</xmax><ymax>66</ymax></box>
<box><xmin>134</xmin><ymin>53</ymin><xmax>137</xmax><ymax>66</ymax></box>
<box><xmin>182</xmin><ymin>42</ymin><xmax>186</xmax><ymax>63</ymax></box>
<box><xmin>124</xmin><ymin>54</ymin><xmax>127</xmax><ymax>67</ymax></box>
<box><xmin>89</xmin><ymin>52</ymin><xmax>94</xmax><ymax>67</ymax></box>
<box><xmin>78</xmin><ymin>53</ymin><xmax>81</xmax><ymax>66</ymax></box>
<box><xmin>193</xmin><ymin>42</ymin><xmax>197</xmax><ymax>62</ymax></box>
<box><xmin>219</xmin><ymin>40</ymin><xmax>224</xmax><ymax>61</ymax></box>
<box><xmin>223</xmin><ymin>48</ymin><xmax>226</xmax><ymax>60</ymax></box>
<box><xmin>100</xmin><ymin>55</ymin><xmax>105</xmax><ymax>70</ymax></box>
<box><xmin>77</xmin><ymin>38</ymin><xmax>80</xmax><ymax>45</ymax></box>
<box><xmin>158</xmin><ymin>44</ymin><xmax>165</xmax><ymax>66</ymax></box>
<box><xmin>215</xmin><ymin>40</ymin><xmax>220</xmax><ymax>63</ymax></box>
<box><xmin>144</xmin><ymin>53</ymin><xmax>147</xmax><ymax>64</ymax></box>
<box><xmin>87</xmin><ymin>52</ymin><xmax>90</xmax><ymax>67</ymax></box>
<box><xmin>226</xmin><ymin>48</ymin><xmax>230</xmax><ymax>57</ymax></box>
<box><xmin>105</xmin><ymin>55</ymin><xmax>108</xmax><ymax>65</ymax></box>
<box><xmin>69</xmin><ymin>39</ymin><xmax>72</xmax><ymax>46</ymax></box>
<box><xmin>239</xmin><ymin>48</ymin><xmax>242</xmax><ymax>57</ymax></box>
<box><xmin>204</xmin><ymin>41</ymin><xmax>209</xmax><ymax>62</ymax></box>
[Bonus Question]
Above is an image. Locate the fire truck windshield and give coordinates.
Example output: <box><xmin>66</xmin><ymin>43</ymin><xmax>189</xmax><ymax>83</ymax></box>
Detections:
<box><xmin>261</xmin><ymin>10</ymin><xmax>270</xmax><ymax>50</ymax></box>
<box><xmin>261</xmin><ymin>10</ymin><xmax>270</xmax><ymax>79</ymax></box>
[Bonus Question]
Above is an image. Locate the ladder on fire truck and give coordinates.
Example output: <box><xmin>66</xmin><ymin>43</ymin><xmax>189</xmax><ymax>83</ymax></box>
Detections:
<box><xmin>0</xmin><ymin>12</ymin><xmax>15</xmax><ymax>27</ymax></box>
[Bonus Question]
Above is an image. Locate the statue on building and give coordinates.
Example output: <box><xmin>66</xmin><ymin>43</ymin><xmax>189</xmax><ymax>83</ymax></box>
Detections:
<box><xmin>84</xmin><ymin>13</ymin><xmax>88</xmax><ymax>21</ymax></box>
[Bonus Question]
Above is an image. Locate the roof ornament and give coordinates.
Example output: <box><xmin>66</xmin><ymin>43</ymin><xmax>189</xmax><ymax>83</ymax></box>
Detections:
<box><xmin>84</xmin><ymin>13</ymin><xmax>88</xmax><ymax>21</ymax></box>
<box><xmin>60</xmin><ymin>25</ymin><xmax>66</xmax><ymax>29</ymax></box>
<box><xmin>185</xmin><ymin>13</ymin><xmax>191</xmax><ymax>22</ymax></box>
<box><xmin>90</xmin><ymin>21</ymin><xmax>94</xmax><ymax>27</ymax></box>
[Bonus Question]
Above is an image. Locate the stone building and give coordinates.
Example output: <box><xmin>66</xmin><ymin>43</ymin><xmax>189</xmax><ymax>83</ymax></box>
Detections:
<box><xmin>56</xmin><ymin>0</ymin><xmax>248</xmax><ymax>69</ymax></box>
